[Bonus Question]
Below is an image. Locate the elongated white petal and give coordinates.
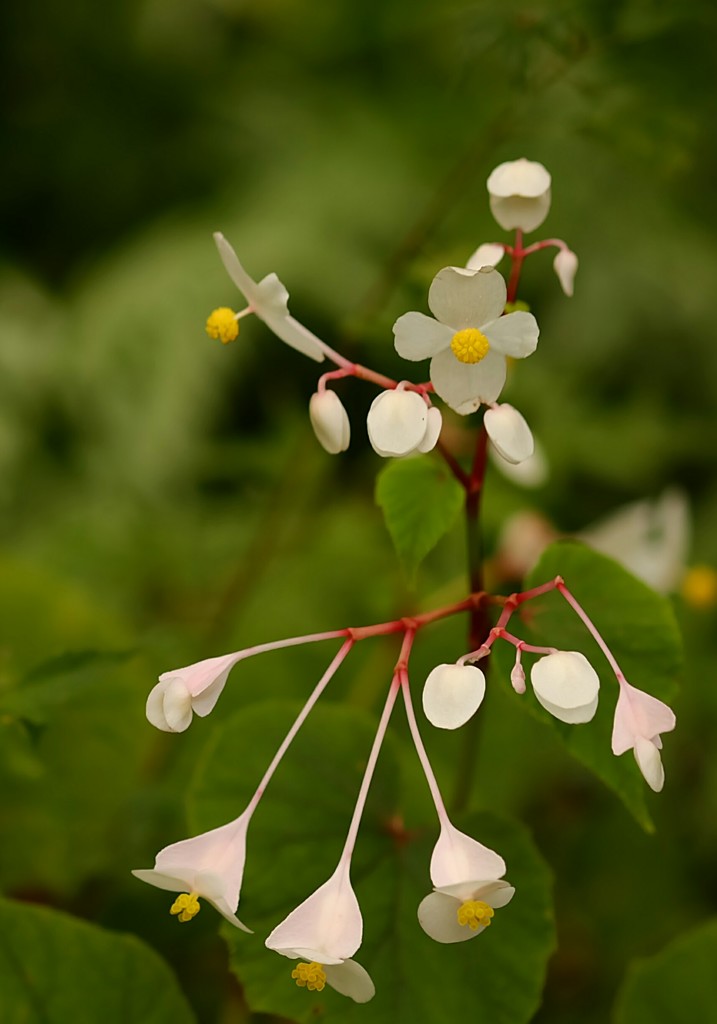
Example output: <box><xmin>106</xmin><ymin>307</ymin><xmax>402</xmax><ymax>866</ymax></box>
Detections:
<box><xmin>253</xmin><ymin>273</ymin><xmax>290</xmax><ymax>317</ymax></box>
<box><xmin>482</xmin><ymin>311</ymin><xmax>539</xmax><ymax>359</ymax></box>
<box><xmin>490</xmin><ymin>192</ymin><xmax>551</xmax><ymax>233</ymax></box>
<box><xmin>466</xmin><ymin>243</ymin><xmax>505</xmax><ymax>270</ymax></box>
<box><xmin>366</xmin><ymin>390</ymin><xmax>427</xmax><ymax>457</ymax></box>
<box><xmin>265</xmin><ymin>864</ymin><xmax>362</xmax><ymax>962</ymax></box>
<box><xmin>428</xmin><ymin>266</ymin><xmax>506</xmax><ymax>331</ymax></box>
<box><xmin>531</xmin><ymin>651</ymin><xmax>600</xmax><ymax>724</ymax></box>
<box><xmin>430</xmin><ymin>820</ymin><xmax>506</xmax><ymax>889</ymax></box>
<box><xmin>487</xmin><ymin>159</ymin><xmax>551</xmax><ymax>199</ymax></box>
<box><xmin>323</xmin><ymin>960</ymin><xmax>375</xmax><ymax>1003</ymax></box>
<box><xmin>145</xmin><ymin>679</ymin><xmax>179</xmax><ymax>732</ymax></box>
<box><xmin>484</xmin><ymin>404</ymin><xmax>534</xmax><ymax>464</ymax></box>
<box><xmin>634</xmin><ymin>737</ymin><xmax>665</xmax><ymax>792</ymax></box>
<box><xmin>429</xmin><ymin>347</ymin><xmax>507</xmax><ymax>412</ymax></box>
<box><xmin>418</xmin><ymin>891</ymin><xmax>476</xmax><ymax>943</ymax></box>
<box><xmin>309</xmin><ymin>391</ymin><xmax>350</xmax><ymax>454</ymax></box>
<box><xmin>416</xmin><ymin>406</ymin><xmax>443</xmax><ymax>453</ymax></box>
<box><xmin>436</xmin><ymin>879</ymin><xmax>515</xmax><ymax>907</ymax></box>
<box><xmin>422</xmin><ymin>664</ymin><xmax>486</xmax><ymax>730</ymax></box>
<box><xmin>393</xmin><ymin>311</ymin><xmax>454</xmax><ymax>361</ymax></box>
<box><xmin>553</xmin><ymin>249</ymin><xmax>578</xmax><ymax>297</ymax></box>
<box><xmin>213</xmin><ymin>232</ymin><xmax>259</xmax><ymax>301</ymax></box>
<box><xmin>162</xmin><ymin>678</ymin><xmax>194</xmax><ymax>732</ymax></box>
<box><xmin>262</xmin><ymin>310</ymin><xmax>326</xmax><ymax>362</ymax></box>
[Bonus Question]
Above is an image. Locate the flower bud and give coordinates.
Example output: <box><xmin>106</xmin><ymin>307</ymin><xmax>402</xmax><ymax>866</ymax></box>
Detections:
<box><xmin>530</xmin><ymin>651</ymin><xmax>600</xmax><ymax>724</ymax></box>
<box><xmin>510</xmin><ymin>662</ymin><xmax>526</xmax><ymax>695</ymax></box>
<box><xmin>484</xmin><ymin>404</ymin><xmax>534</xmax><ymax>465</ymax></box>
<box><xmin>422</xmin><ymin>663</ymin><xmax>486</xmax><ymax>730</ymax></box>
<box><xmin>487</xmin><ymin>159</ymin><xmax>551</xmax><ymax>233</ymax></box>
<box><xmin>366</xmin><ymin>390</ymin><xmax>441</xmax><ymax>458</ymax></box>
<box><xmin>309</xmin><ymin>390</ymin><xmax>350</xmax><ymax>454</ymax></box>
<box><xmin>553</xmin><ymin>248</ymin><xmax>578</xmax><ymax>297</ymax></box>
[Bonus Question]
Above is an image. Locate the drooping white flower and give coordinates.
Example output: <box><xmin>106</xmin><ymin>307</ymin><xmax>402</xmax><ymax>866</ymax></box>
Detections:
<box><xmin>612</xmin><ymin>680</ymin><xmax>676</xmax><ymax>792</ymax></box>
<box><xmin>553</xmin><ymin>248</ymin><xmax>579</xmax><ymax>297</ymax></box>
<box><xmin>207</xmin><ymin>232</ymin><xmax>327</xmax><ymax>362</ymax></box>
<box><xmin>418</xmin><ymin>820</ymin><xmax>514</xmax><ymax>944</ymax></box>
<box><xmin>487</xmin><ymin>158</ymin><xmax>552</xmax><ymax>233</ymax></box>
<box><xmin>466</xmin><ymin>242</ymin><xmax>505</xmax><ymax>270</ymax></box>
<box><xmin>393</xmin><ymin>266</ymin><xmax>539</xmax><ymax>414</ymax></box>
<box><xmin>530</xmin><ymin>651</ymin><xmax>600</xmax><ymax>724</ymax></box>
<box><xmin>484</xmin><ymin>403</ymin><xmax>534</xmax><ymax>464</ymax></box>
<box><xmin>132</xmin><ymin>812</ymin><xmax>252</xmax><ymax>930</ymax></box>
<box><xmin>422</xmin><ymin>663</ymin><xmax>486</xmax><ymax>730</ymax></box>
<box><xmin>366</xmin><ymin>389</ymin><xmax>441</xmax><ymax>457</ymax></box>
<box><xmin>146</xmin><ymin>652</ymin><xmax>241</xmax><ymax>732</ymax></box>
<box><xmin>309</xmin><ymin>390</ymin><xmax>350</xmax><ymax>454</ymax></box>
<box><xmin>265</xmin><ymin>862</ymin><xmax>374</xmax><ymax>1003</ymax></box>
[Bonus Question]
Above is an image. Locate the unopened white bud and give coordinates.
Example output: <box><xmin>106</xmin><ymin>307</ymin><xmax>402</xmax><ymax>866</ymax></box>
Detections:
<box><xmin>484</xmin><ymin>404</ymin><xmax>534</xmax><ymax>465</ymax></box>
<box><xmin>422</xmin><ymin>663</ymin><xmax>486</xmax><ymax>730</ymax></box>
<box><xmin>309</xmin><ymin>390</ymin><xmax>350</xmax><ymax>454</ymax></box>
<box><xmin>530</xmin><ymin>651</ymin><xmax>600</xmax><ymax>724</ymax></box>
<box><xmin>487</xmin><ymin>158</ymin><xmax>551</xmax><ymax>233</ymax></box>
<box><xmin>553</xmin><ymin>248</ymin><xmax>578</xmax><ymax>297</ymax></box>
<box><xmin>510</xmin><ymin>662</ymin><xmax>526</xmax><ymax>694</ymax></box>
<box><xmin>367</xmin><ymin>389</ymin><xmax>441</xmax><ymax>458</ymax></box>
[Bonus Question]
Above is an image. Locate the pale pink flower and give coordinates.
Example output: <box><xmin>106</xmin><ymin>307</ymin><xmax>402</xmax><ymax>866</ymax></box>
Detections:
<box><xmin>146</xmin><ymin>652</ymin><xmax>241</xmax><ymax>732</ymax></box>
<box><xmin>612</xmin><ymin>681</ymin><xmax>676</xmax><ymax>792</ymax></box>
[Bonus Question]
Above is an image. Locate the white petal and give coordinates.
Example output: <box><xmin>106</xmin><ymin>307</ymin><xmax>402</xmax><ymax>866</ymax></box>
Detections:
<box><xmin>253</xmin><ymin>273</ymin><xmax>290</xmax><ymax>318</ymax></box>
<box><xmin>213</xmin><ymin>232</ymin><xmax>259</xmax><ymax>303</ymax></box>
<box><xmin>436</xmin><ymin>879</ymin><xmax>515</xmax><ymax>908</ymax></box>
<box><xmin>416</xmin><ymin>406</ymin><xmax>442</xmax><ymax>453</ymax></box>
<box><xmin>261</xmin><ymin>311</ymin><xmax>326</xmax><ymax>362</ymax></box>
<box><xmin>634</xmin><ymin>737</ymin><xmax>665</xmax><ymax>792</ymax></box>
<box><xmin>417</xmin><ymin>892</ymin><xmax>476</xmax><ymax>943</ymax></box>
<box><xmin>430</xmin><ymin>820</ymin><xmax>505</xmax><ymax>889</ymax></box>
<box><xmin>422</xmin><ymin>663</ymin><xmax>486</xmax><ymax>730</ymax></box>
<box><xmin>309</xmin><ymin>391</ymin><xmax>351</xmax><ymax>454</ymax></box>
<box><xmin>265</xmin><ymin>864</ymin><xmax>362</xmax><ymax>962</ymax></box>
<box><xmin>323</xmin><ymin>960</ymin><xmax>375</xmax><ymax>1003</ymax></box>
<box><xmin>428</xmin><ymin>267</ymin><xmax>506</xmax><ymax>330</ymax></box>
<box><xmin>487</xmin><ymin>159</ymin><xmax>551</xmax><ymax>199</ymax></box>
<box><xmin>531</xmin><ymin>651</ymin><xmax>600</xmax><ymax>724</ymax></box>
<box><xmin>145</xmin><ymin>679</ymin><xmax>176</xmax><ymax>732</ymax></box>
<box><xmin>131</xmin><ymin>869</ymin><xmax>187</xmax><ymax>893</ymax></box>
<box><xmin>553</xmin><ymin>249</ymin><xmax>578</xmax><ymax>297</ymax></box>
<box><xmin>366</xmin><ymin>390</ymin><xmax>427</xmax><ymax>457</ymax></box>
<box><xmin>466</xmin><ymin>243</ymin><xmax>505</xmax><ymax>270</ymax></box>
<box><xmin>482</xmin><ymin>311</ymin><xmax>539</xmax><ymax>359</ymax></box>
<box><xmin>393</xmin><ymin>311</ymin><xmax>454</xmax><ymax>361</ymax></box>
<box><xmin>484</xmin><ymin>404</ymin><xmax>534</xmax><ymax>465</ymax></box>
<box><xmin>162</xmin><ymin>678</ymin><xmax>194</xmax><ymax>732</ymax></box>
<box><xmin>611</xmin><ymin>681</ymin><xmax>676</xmax><ymax>756</ymax></box>
<box><xmin>430</xmin><ymin>348</ymin><xmax>507</xmax><ymax>412</ymax></box>
<box><xmin>489</xmin><ymin>192</ymin><xmax>551</xmax><ymax>233</ymax></box>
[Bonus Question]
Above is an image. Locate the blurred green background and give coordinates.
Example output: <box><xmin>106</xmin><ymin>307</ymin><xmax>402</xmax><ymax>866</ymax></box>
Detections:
<box><xmin>1</xmin><ymin>0</ymin><xmax>716</xmax><ymax>1021</ymax></box>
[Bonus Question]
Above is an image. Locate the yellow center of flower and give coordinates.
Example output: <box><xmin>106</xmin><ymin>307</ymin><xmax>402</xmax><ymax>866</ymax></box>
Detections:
<box><xmin>170</xmin><ymin>892</ymin><xmax>201</xmax><ymax>922</ymax></box>
<box><xmin>450</xmin><ymin>328</ymin><xmax>490</xmax><ymax>364</ymax></box>
<box><xmin>291</xmin><ymin>961</ymin><xmax>327</xmax><ymax>992</ymax></box>
<box><xmin>681</xmin><ymin>565</ymin><xmax>717</xmax><ymax>609</ymax></box>
<box><xmin>205</xmin><ymin>307</ymin><xmax>240</xmax><ymax>344</ymax></box>
<box><xmin>457</xmin><ymin>899</ymin><xmax>494</xmax><ymax>931</ymax></box>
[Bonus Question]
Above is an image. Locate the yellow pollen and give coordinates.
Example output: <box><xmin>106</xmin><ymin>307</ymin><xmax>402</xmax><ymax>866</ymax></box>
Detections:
<box><xmin>291</xmin><ymin>961</ymin><xmax>327</xmax><ymax>992</ymax></box>
<box><xmin>450</xmin><ymin>328</ymin><xmax>490</xmax><ymax>364</ymax></box>
<box><xmin>457</xmin><ymin>899</ymin><xmax>494</xmax><ymax>931</ymax></box>
<box><xmin>681</xmin><ymin>565</ymin><xmax>717</xmax><ymax>609</ymax></box>
<box><xmin>205</xmin><ymin>307</ymin><xmax>240</xmax><ymax>344</ymax></box>
<box><xmin>170</xmin><ymin>892</ymin><xmax>201</xmax><ymax>923</ymax></box>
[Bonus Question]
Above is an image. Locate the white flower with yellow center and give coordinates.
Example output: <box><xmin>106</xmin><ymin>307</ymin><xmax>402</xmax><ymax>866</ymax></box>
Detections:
<box><xmin>393</xmin><ymin>266</ymin><xmax>539</xmax><ymax>414</ymax></box>
<box><xmin>487</xmin><ymin>158</ymin><xmax>552</xmax><ymax>233</ymax></box>
<box><xmin>418</xmin><ymin>821</ymin><xmax>514</xmax><ymax>943</ymax></box>
<box><xmin>612</xmin><ymin>681</ymin><xmax>676</xmax><ymax>792</ymax></box>
<box><xmin>205</xmin><ymin>233</ymin><xmax>328</xmax><ymax>362</ymax></box>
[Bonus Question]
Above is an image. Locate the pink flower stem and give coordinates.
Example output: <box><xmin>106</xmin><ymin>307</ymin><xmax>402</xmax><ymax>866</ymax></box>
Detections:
<box><xmin>521</xmin><ymin>238</ymin><xmax>569</xmax><ymax>257</ymax></box>
<box><xmin>505</xmin><ymin>228</ymin><xmax>525</xmax><ymax>305</ymax></box>
<box><xmin>339</xmin><ymin>631</ymin><xmax>414</xmax><ymax>865</ymax></box>
<box><xmin>556</xmin><ymin>580</ymin><xmax>627</xmax><ymax>684</ymax></box>
<box><xmin>496</xmin><ymin>628</ymin><xmax>557</xmax><ymax>655</ymax></box>
<box><xmin>400</xmin><ymin>667</ymin><xmax>450</xmax><ymax>829</ymax></box>
<box><xmin>245</xmin><ymin>638</ymin><xmax>354</xmax><ymax>819</ymax></box>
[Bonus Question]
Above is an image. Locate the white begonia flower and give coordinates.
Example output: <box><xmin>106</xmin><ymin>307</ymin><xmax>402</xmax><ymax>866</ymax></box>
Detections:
<box><xmin>393</xmin><ymin>266</ymin><xmax>539</xmax><ymax>414</ymax></box>
<box><xmin>418</xmin><ymin>821</ymin><xmax>514</xmax><ymax>944</ymax></box>
<box><xmin>531</xmin><ymin>651</ymin><xmax>600</xmax><ymax>724</ymax></box>
<box><xmin>484</xmin><ymin>403</ymin><xmax>534</xmax><ymax>465</ymax></box>
<box><xmin>146</xmin><ymin>651</ymin><xmax>242</xmax><ymax>732</ymax></box>
<box><xmin>309</xmin><ymin>391</ymin><xmax>350</xmax><ymax>454</ymax></box>
<box><xmin>487</xmin><ymin>158</ymin><xmax>552</xmax><ymax>233</ymax></box>
<box><xmin>466</xmin><ymin>242</ymin><xmax>505</xmax><ymax>270</ymax></box>
<box><xmin>553</xmin><ymin>248</ymin><xmax>579</xmax><ymax>297</ymax></box>
<box><xmin>366</xmin><ymin>388</ymin><xmax>442</xmax><ymax>457</ymax></box>
<box><xmin>207</xmin><ymin>232</ymin><xmax>327</xmax><ymax>362</ymax></box>
<box><xmin>265</xmin><ymin>863</ymin><xmax>375</xmax><ymax>1003</ymax></box>
<box><xmin>612</xmin><ymin>681</ymin><xmax>676</xmax><ymax>792</ymax></box>
<box><xmin>422</xmin><ymin>663</ymin><xmax>486</xmax><ymax>730</ymax></box>
<box><xmin>132</xmin><ymin>812</ymin><xmax>252</xmax><ymax>931</ymax></box>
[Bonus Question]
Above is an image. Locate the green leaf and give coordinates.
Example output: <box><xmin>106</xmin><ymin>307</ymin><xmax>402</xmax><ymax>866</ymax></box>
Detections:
<box><xmin>0</xmin><ymin>897</ymin><xmax>196</xmax><ymax>1023</ymax></box>
<box><xmin>614</xmin><ymin>919</ymin><xmax>717</xmax><ymax>1023</ymax></box>
<box><xmin>189</xmin><ymin>700</ymin><xmax>555</xmax><ymax>1024</ymax></box>
<box><xmin>518</xmin><ymin>541</ymin><xmax>682</xmax><ymax>831</ymax></box>
<box><xmin>375</xmin><ymin>458</ymin><xmax>464</xmax><ymax>579</ymax></box>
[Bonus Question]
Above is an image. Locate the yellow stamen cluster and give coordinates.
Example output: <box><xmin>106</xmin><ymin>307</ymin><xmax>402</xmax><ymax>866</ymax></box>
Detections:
<box><xmin>206</xmin><ymin>307</ymin><xmax>240</xmax><ymax>344</ymax></box>
<box><xmin>450</xmin><ymin>328</ymin><xmax>490</xmax><ymax>364</ymax></box>
<box><xmin>457</xmin><ymin>899</ymin><xmax>494</xmax><ymax>931</ymax></box>
<box><xmin>170</xmin><ymin>892</ymin><xmax>201</xmax><ymax>923</ymax></box>
<box><xmin>681</xmin><ymin>565</ymin><xmax>717</xmax><ymax>609</ymax></box>
<box><xmin>291</xmin><ymin>961</ymin><xmax>327</xmax><ymax>992</ymax></box>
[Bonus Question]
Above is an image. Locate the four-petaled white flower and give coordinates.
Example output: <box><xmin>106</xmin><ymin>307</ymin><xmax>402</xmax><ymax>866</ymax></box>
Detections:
<box><xmin>418</xmin><ymin>820</ymin><xmax>515</xmax><ymax>943</ymax></box>
<box><xmin>393</xmin><ymin>266</ymin><xmax>539</xmax><ymax>414</ymax></box>
<box><xmin>530</xmin><ymin>651</ymin><xmax>600</xmax><ymax>724</ymax></box>
<box><xmin>366</xmin><ymin>388</ymin><xmax>442</xmax><ymax>457</ymax></box>
<box><xmin>132</xmin><ymin>812</ymin><xmax>252</xmax><ymax>930</ymax></box>
<box><xmin>487</xmin><ymin>158</ymin><xmax>552</xmax><ymax>233</ymax></box>
<box><xmin>612</xmin><ymin>681</ymin><xmax>676</xmax><ymax>792</ymax></box>
<box><xmin>146</xmin><ymin>651</ymin><xmax>242</xmax><ymax>732</ymax></box>
<box><xmin>309</xmin><ymin>390</ymin><xmax>351</xmax><ymax>454</ymax></box>
<box><xmin>422</xmin><ymin>663</ymin><xmax>486</xmax><ymax>730</ymax></box>
<box><xmin>207</xmin><ymin>232</ymin><xmax>327</xmax><ymax>362</ymax></box>
<box><xmin>265</xmin><ymin>862</ymin><xmax>375</xmax><ymax>1003</ymax></box>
